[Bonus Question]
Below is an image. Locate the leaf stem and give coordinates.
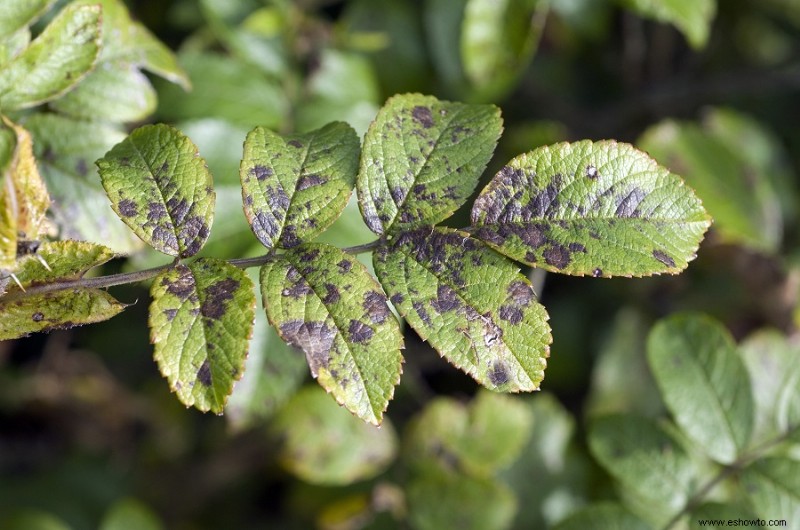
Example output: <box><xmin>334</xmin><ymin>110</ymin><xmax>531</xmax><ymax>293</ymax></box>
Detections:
<box><xmin>1</xmin><ymin>239</ymin><xmax>384</xmax><ymax>302</ymax></box>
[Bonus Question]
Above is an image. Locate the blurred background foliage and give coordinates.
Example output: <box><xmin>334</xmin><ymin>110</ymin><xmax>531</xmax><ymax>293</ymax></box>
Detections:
<box><xmin>2</xmin><ymin>0</ymin><xmax>800</xmax><ymax>528</ymax></box>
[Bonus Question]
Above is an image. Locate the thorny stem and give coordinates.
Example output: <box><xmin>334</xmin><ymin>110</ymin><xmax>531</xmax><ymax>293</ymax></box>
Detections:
<box><xmin>661</xmin><ymin>425</ymin><xmax>800</xmax><ymax>530</ymax></box>
<box><xmin>1</xmin><ymin>239</ymin><xmax>384</xmax><ymax>302</ymax></box>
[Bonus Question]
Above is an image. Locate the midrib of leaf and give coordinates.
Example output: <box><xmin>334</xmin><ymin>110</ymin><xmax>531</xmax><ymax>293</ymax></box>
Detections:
<box><xmin>289</xmin><ymin>260</ymin><xmax>381</xmax><ymax>419</ymax></box>
<box><xmin>276</xmin><ymin>134</ymin><xmax>315</xmax><ymax>245</ymax></box>
<box><xmin>129</xmin><ymin>138</ymin><xmax>181</xmax><ymax>244</ymax></box>
<box><xmin>750</xmin><ymin>465</ymin><xmax>800</xmax><ymax>500</ymax></box>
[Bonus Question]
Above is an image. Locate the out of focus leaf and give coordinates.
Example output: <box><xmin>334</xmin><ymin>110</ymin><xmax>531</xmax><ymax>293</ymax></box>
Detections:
<box><xmin>0</xmin><ymin>1</ymin><xmax>54</xmax><ymax>38</ymax></box>
<box><xmin>261</xmin><ymin>243</ymin><xmax>403</xmax><ymax>425</ymax></box>
<box><xmin>471</xmin><ymin>140</ymin><xmax>711</xmax><ymax>277</ymax></box>
<box><xmin>622</xmin><ymin>0</ymin><xmax>716</xmax><ymax>49</ymax></box>
<box><xmin>24</xmin><ymin>114</ymin><xmax>142</xmax><ymax>253</ymax></box>
<box><xmin>0</xmin><ymin>4</ymin><xmax>101</xmax><ymax>110</ymax></box>
<box><xmin>100</xmin><ymin>498</ymin><xmax>163</xmax><ymax>530</ymax></box>
<box><xmin>150</xmin><ymin>259</ymin><xmax>254</xmax><ymax>413</ymax></box>
<box><xmin>647</xmin><ymin>313</ymin><xmax>753</xmax><ymax>464</ymax></box>
<box><xmin>374</xmin><ymin>227</ymin><xmax>551</xmax><ymax>392</ymax></box>
<box><xmin>97</xmin><ymin>124</ymin><xmax>215</xmax><ymax>258</ymax></box>
<box><xmin>0</xmin><ymin>27</ymin><xmax>30</xmax><ymax>67</ymax></box>
<box><xmin>588</xmin><ymin>414</ymin><xmax>694</xmax><ymax>518</ymax></box>
<box><xmin>2</xmin><ymin>510</ymin><xmax>72</xmax><ymax>530</ymax></box>
<box><xmin>0</xmin><ymin>289</ymin><xmax>126</xmax><ymax>340</ymax></box>
<box><xmin>424</xmin><ymin>0</ymin><xmax>468</xmax><ymax>96</ymax></box>
<box><xmin>741</xmin><ymin>457</ymin><xmax>800</xmax><ymax>522</ymax></box>
<box><xmin>552</xmin><ymin>503</ymin><xmax>651</xmax><ymax>530</ymax></box>
<box><xmin>357</xmin><ymin>93</ymin><xmax>502</xmax><ymax>235</ymax></box>
<box><xmin>271</xmin><ymin>385</ymin><xmax>397</xmax><ymax>485</ymax></box>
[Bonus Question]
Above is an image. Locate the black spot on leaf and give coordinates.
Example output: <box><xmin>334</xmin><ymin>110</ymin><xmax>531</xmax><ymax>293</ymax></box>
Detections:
<box><xmin>507</xmin><ymin>281</ymin><xmax>534</xmax><ymax>306</ymax></box>
<box><xmin>118</xmin><ymin>199</ymin><xmax>138</xmax><ymax>217</ymax></box>
<box><xmin>568</xmin><ymin>242</ymin><xmax>586</xmax><ymax>253</ymax></box>
<box><xmin>197</xmin><ymin>360</ymin><xmax>212</xmax><ymax>387</ymax></box>
<box><xmin>488</xmin><ymin>362</ymin><xmax>510</xmax><ymax>386</ymax></box>
<box><xmin>253</xmin><ymin>211</ymin><xmax>280</xmax><ymax>240</ymax></box>
<box><xmin>499</xmin><ymin>305</ymin><xmax>523</xmax><ymax>324</ymax></box>
<box><xmin>322</xmin><ymin>283</ymin><xmax>340</xmax><ymax>304</ymax></box>
<box><xmin>593</xmin><ymin>268</ymin><xmax>603</xmax><ymax>277</ymax></box>
<box><xmin>166</xmin><ymin>197</ymin><xmax>190</xmax><ymax>223</ymax></box>
<box><xmin>251</xmin><ymin>165</ymin><xmax>273</xmax><ymax>181</ymax></box>
<box><xmin>543</xmin><ymin>244</ymin><xmax>571</xmax><ymax>269</ymax></box>
<box><xmin>348</xmin><ymin>320</ymin><xmax>374</xmax><ymax>343</ymax></box>
<box><xmin>652</xmin><ymin>249</ymin><xmax>676</xmax><ymax>268</ymax></box>
<box><xmin>163</xmin><ymin>267</ymin><xmax>197</xmax><ymax>302</ymax></box>
<box><xmin>163</xmin><ymin>309</ymin><xmax>178</xmax><ymax>321</ymax></box>
<box><xmin>201</xmin><ymin>279</ymin><xmax>239</xmax><ymax>319</ymax></box>
<box><xmin>363</xmin><ymin>291</ymin><xmax>391</xmax><ymax>324</ymax></box>
<box><xmin>585</xmin><ymin>165</ymin><xmax>599</xmax><ymax>179</ymax></box>
<box><xmin>279</xmin><ymin>320</ymin><xmax>335</xmax><ymax>377</ymax></box>
<box><xmin>178</xmin><ymin>216</ymin><xmax>210</xmax><ymax>257</ymax></box>
<box><xmin>615</xmin><ymin>188</ymin><xmax>646</xmax><ymax>218</ymax></box>
<box><xmin>297</xmin><ymin>175</ymin><xmax>327</xmax><ymax>190</ymax></box>
<box><xmin>411</xmin><ymin>106</ymin><xmax>434</xmax><ymax>128</ymax></box>
<box><xmin>299</xmin><ymin>249</ymin><xmax>320</xmax><ymax>262</ymax></box>
<box><xmin>287</xmin><ymin>140</ymin><xmax>303</xmax><ymax>148</ymax></box>
<box><xmin>413</xmin><ymin>301</ymin><xmax>431</xmax><ymax>326</ymax></box>
<box><xmin>148</xmin><ymin>202</ymin><xmax>167</xmax><ymax>222</ymax></box>
<box><xmin>337</xmin><ymin>259</ymin><xmax>352</xmax><ymax>273</ymax></box>
<box><xmin>32</xmin><ymin>312</ymin><xmax>44</xmax><ymax>322</ymax></box>
<box><xmin>282</xmin><ymin>278</ymin><xmax>312</xmax><ymax>298</ymax></box>
<box><xmin>431</xmin><ymin>284</ymin><xmax>460</xmax><ymax>313</ymax></box>
<box><xmin>390</xmin><ymin>293</ymin><xmax>404</xmax><ymax>305</ymax></box>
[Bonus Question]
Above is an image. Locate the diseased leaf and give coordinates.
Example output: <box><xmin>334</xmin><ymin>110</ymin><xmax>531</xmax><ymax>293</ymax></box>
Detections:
<box><xmin>741</xmin><ymin>457</ymin><xmax>800</xmax><ymax>521</ymax></box>
<box><xmin>271</xmin><ymin>385</ymin><xmax>397</xmax><ymax>485</ymax></box>
<box><xmin>240</xmin><ymin>122</ymin><xmax>359</xmax><ymax>249</ymax></box>
<box><xmin>97</xmin><ymin>124</ymin><xmax>215</xmax><ymax>258</ymax></box>
<box><xmin>552</xmin><ymin>503</ymin><xmax>651</xmax><ymax>530</ymax></box>
<box><xmin>739</xmin><ymin>330</ymin><xmax>800</xmax><ymax>443</ymax></box>
<box><xmin>0</xmin><ymin>174</ymin><xmax>15</xmax><ymax>270</ymax></box>
<box><xmin>0</xmin><ymin>289</ymin><xmax>125</xmax><ymax>340</ymax></box>
<box><xmin>149</xmin><ymin>258</ymin><xmax>255</xmax><ymax>413</ymax></box>
<box><xmin>0</xmin><ymin>4</ymin><xmax>101</xmax><ymax>110</ymax></box>
<box><xmin>471</xmin><ymin>140</ymin><xmax>710</xmax><ymax>277</ymax></box>
<box><xmin>588</xmin><ymin>414</ymin><xmax>694</xmax><ymax>518</ymax></box>
<box><xmin>261</xmin><ymin>243</ymin><xmax>403</xmax><ymax>425</ymax></box>
<box><xmin>408</xmin><ymin>468</ymin><xmax>516</xmax><ymax>530</ymax></box>
<box><xmin>24</xmin><ymin>114</ymin><xmax>142</xmax><ymax>254</ymax></box>
<box><xmin>357</xmin><ymin>93</ymin><xmax>502</xmax><ymax>235</ymax></box>
<box><xmin>6</xmin><ymin>241</ymin><xmax>115</xmax><ymax>292</ymax></box>
<box><xmin>638</xmin><ymin>115</ymin><xmax>784</xmax><ymax>253</ymax></box>
<box><xmin>461</xmin><ymin>0</ymin><xmax>546</xmax><ymax>100</ymax></box>
<box><xmin>0</xmin><ymin>0</ymin><xmax>53</xmax><ymax>38</ymax></box>
<box><xmin>647</xmin><ymin>313</ymin><xmax>754</xmax><ymax>464</ymax></box>
<box><xmin>374</xmin><ymin>226</ymin><xmax>551</xmax><ymax>392</ymax></box>
<box><xmin>623</xmin><ymin>0</ymin><xmax>716</xmax><ymax>49</ymax></box>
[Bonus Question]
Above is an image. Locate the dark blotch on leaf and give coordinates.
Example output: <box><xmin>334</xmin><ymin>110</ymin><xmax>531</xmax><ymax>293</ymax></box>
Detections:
<box><xmin>615</xmin><ymin>188</ymin><xmax>646</xmax><ymax>218</ymax></box>
<box><xmin>488</xmin><ymin>362</ymin><xmax>510</xmax><ymax>386</ymax></box>
<box><xmin>390</xmin><ymin>293</ymin><xmax>404</xmax><ymax>306</ymax></box>
<box><xmin>499</xmin><ymin>305</ymin><xmax>523</xmax><ymax>324</ymax></box>
<box><xmin>411</xmin><ymin>105</ymin><xmax>434</xmax><ymax>128</ymax></box>
<box><xmin>543</xmin><ymin>244</ymin><xmax>571</xmax><ymax>270</ymax></box>
<box><xmin>593</xmin><ymin>268</ymin><xmax>603</xmax><ymax>277</ymax></box>
<box><xmin>163</xmin><ymin>309</ymin><xmax>178</xmax><ymax>321</ymax></box>
<box><xmin>413</xmin><ymin>301</ymin><xmax>431</xmax><ymax>326</ymax></box>
<box><xmin>197</xmin><ymin>360</ymin><xmax>212</xmax><ymax>387</ymax></box>
<box><xmin>348</xmin><ymin>319</ymin><xmax>374</xmax><ymax>343</ymax></box>
<box><xmin>287</xmin><ymin>140</ymin><xmax>303</xmax><ymax>148</ymax></box>
<box><xmin>148</xmin><ymin>202</ymin><xmax>167</xmax><ymax>222</ymax></box>
<box><xmin>322</xmin><ymin>283</ymin><xmax>340</xmax><ymax>304</ymax></box>
<box><xmin>32</xmin><ymin>312</ymin><xmax>44</xmax><ymax>322</ymax></box>
<box><xmin>507</xmin><ymin>281</ymin><xmax>533</xmax><ymax>306</ymax></box>
<box><xmin>281</xmin><ymin>277</ymin><xmax>312</xmax><ymax>299</ymax></box>
<box><xmin>297</xmin><ymin>175</ymin><xmax>326</xmax><ymax>191</ymax></box>
<box><xmin>431</xmin><ymin>284</ymin><xmax>460</xmax><ymax>313</ymax></box>
<box><xmin>118</xmin><ymin>199</ymin><xmax>138</xmax><ymax>217</ymax></box>
<box><xmin>568</xmin><ymin>242</ymin><xmax>586</xmax><ymax>253</ymax></box>
<box><xmin>652</xmin><ymin>249</ymin><xmax>676</xmax><ymax>268</ymax></box>
<box><xmin>279</xmin><ymin>320</ymin><xmax>335</xmax><ymax>377</ymax></box>
<box><xmin>253</xmin><ymin>211</ymin><xmax>280</xmax><ymax>241</ymax></box>
<box><xmin>163</xmin><ymin>267</ymin><xmax>196</xmax><ymax>301</ymax></box>
<box><xmin>299</xmin><ymin>249</ymin><xmax>320</xmax><ymax>262</ymax></box>
<box><xmin>251</xmin><ymin>165</ymin><xmax>273</xmax><ymax>181</ymax></box>
<box><xmin>585</xmin><ymin>165</ymin><xmax>599</xmax><ymax>179</ymax></box>
<box><xmin>363</xmin><ymin>291</ymin><xmax>391</xmax><ymax>324</ymax></box>
<box><xmin>200</xmin><ymin>278</ymin><xmax>239</xmax><ymax>320</ymax></box>
<box><xmin>337</xmin><ymin>259</ymin><xmax>352</xmax><ymax>273</ymax></box>
<box><xmin>178</xmin><ymin>217</ymin><xmax>210</xmax><ymax>258</ymax></box>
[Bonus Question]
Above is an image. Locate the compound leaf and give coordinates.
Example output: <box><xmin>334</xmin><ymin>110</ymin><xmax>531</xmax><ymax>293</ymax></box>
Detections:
<box><xmin>6</xmin><ymin>240</ymin><xmax>115</xmax><ymax>292</ymax></box>
<box><xmin>357</xmin><ymin>93</ymin><xmax>502</xmax><ymax>235</ymax></box>
<box><xmin>97</xmin><ymin>124</ymin><xmax>215</xmax><ymax>258</ymax></box>
<box><xmin>588</xmin><ymin>414</ymin><xmax>694</xmax><ymax>517</ymax></box>
<box><xmin>149</xmin><ymin>258</ymin><xmax>255</xmax><ymax>413</ymax></box>
<box><xmin>374</xmin><ymin>226</ymin><xmax>551</xmax><ymax>392</ymax></box>
<box><xmin>25</xmin><ymin>114</ymin><xmax>142</xmax><ymax>254</ymax></box>
<box><xmin>647</xmin><ymin>313</ymin><xmax>754</xmax><ymax>464</ymax></box>
<box><xmin>261</xmin><ymin>243</ymin><xmax>403</xmax><ymax>425</ymax></box>
<box><xmin>0</xmin><ymin>1</ymin><xmax>54</xmax><ymax>38</ymax></box>
<box><xmin>471</xmin><ymin>140</ymin><xmax>710</xmax><ymax>277</ymax></box>
<box><xmin>0</xmin><ymin>3</ymin><xmax>101</xmax><ymax>110</ymax></box>
<box><xmin>0</xmin><ymin>289</ymin><xmax>125</xmax><ymax>340</ymax></box>
<box><xmin>270</xmin><ymin>385</ymin><xmax>397</xmax><ymax>485</ymax></box>
<box><xmin>623</xmin><ymin>0</ymin><xmax>716</xmax><ymax>49</ymax></box>
<box><xmin>240</xmin><ymin>122</ymin><xmax>358</xmax><ymax>249</ymax></box>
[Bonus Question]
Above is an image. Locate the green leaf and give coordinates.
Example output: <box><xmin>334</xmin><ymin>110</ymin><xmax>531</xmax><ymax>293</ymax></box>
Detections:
<box><xmin>552</xmin><ymin>503</ymin><xmax>652</xmax><ymax>530</ymax></box>
<box><xmin>357</xmin><ymin>93</ymin><xmax>502</xmax><ymax>235</ymax></box>
<box><xmin>622</xmin><ymin>0</ymin><xmax>716</xmax><ymax>49</ymax></box>
<box><xmin>471</xmin><ymin>140</ymin><xmax>711</xmax><ymax>277</ymax></box>
<box><xmin>0</xmin><ymin>1</ymin><xmax>53</xmax><ymax>38</ymax></box>
<box><xmin>261</xmin><ymin>243</ymin><xmax>403</xmax><ymax>425</ymax></box>
<box><xmin>647</xmin><ymin>313</ymin><xmax>754</xmax><ymax>464</ymax></box>
<box><xmin>741</xmin><ymin>457</ymin><xmax>800</xmax><ymax>521</ymax></box>
<box><xmin>0</xmin><ymin>27</ymin><xmax>30</xmax><ymax>68</ymax></box>
<box><xmin>225</xmin><ymin>301</ymin><xmax>307</xmax><ymax>431</ymax></box>
<box><xmin>50</xmin><ymin>62</ymin><xmax>157</xmax><ymax>122</ymax></box>
<box><xmin>149</xmin><ymin>258</ymin><xmax>255</xmax><ymax>413</ymax></box>
<box><xmin>24</xmin><ymin>114</ymin><xmax>142</xmax><ymax>254</ymax></box>
<box><xmin>270</xmin><ymin>385</ymin><xmax>397</xmax><ymax>485</ymax></box>
<box><xmin>638</xmin><ymin>116</ymin><xmax>781</xmax><ymax>253</ymax></box>
<box><xmin>739</xmin><ymin>330</ymin><xmax>800</xmax><ymax>443</ymax></box>
<box><xmin>407</xmin><ymin>468</ymin><xmax>516</xmax><ymax>530</ymax></box>
<box><xmin>424</xmin><ymin>0</ymin><xmax>469</xmax><ymax>96</ymax></box>
<box><xmin>0</xmin><ymin>289</ymin><xmax>126</xmax><ymax>340</ymax></box>
<box><xmin>240</xmin><ymin>122</ymin><xmax>359</xmax><ymax>249</ymax></box>
<box><xmin>0</xmin><ymin>3</ymin><xmax>101</xmax><ymax>110</ymax></box>
<box><xmin>2</xmin><ymin>510</ymin><xmax>72</xmax><ymax>530</ymax></box>
<box><xmin>588</xmin><ymin>414</ymin><xmax>694</xmax><ymax>516</ymax></box>
<box><xmin>155</xmin><ymin>51</ymin><xmax>287</xmax><ymax>130</ymax></box>
<box><xmin>97</xmin><ymin>124</ymin><xmax>215</xmax><ymax>258</ymax></box>
<box><xmin>374</xmin><ymin>226</ymin><xmax>551</xmax><ymax>392</ymax></box>
<box><xmin>100</xmin><ymin>498</ymin><xmax>163</xmax><ymax>530</ymax></box>
<box><xmin>689</xmin><ymin>503</ymin><xmax>757</xmax><ymax>530</ymax></box>
<box><xmin>461</xmin><ymin>0</ymin><xmax>546</xmax><ymax>100</ymax></box>
<box><xmin>5</xmin><ymin>241</ymin><xmax>115</xmax><ymax>292</ymax></box>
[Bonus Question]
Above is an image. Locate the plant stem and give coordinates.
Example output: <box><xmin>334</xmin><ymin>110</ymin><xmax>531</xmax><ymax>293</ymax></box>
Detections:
<box><xmin>1</xmin><ymin>239</ymin><xmax>384</xmax><ymax>302</ymax></box>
